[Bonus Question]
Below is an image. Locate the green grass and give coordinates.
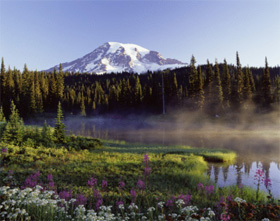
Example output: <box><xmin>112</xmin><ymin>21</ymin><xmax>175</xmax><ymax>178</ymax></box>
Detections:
<box><xmin>101</xmin><ymin>139</ymin><xmax>236</xmax><ymax>163</ymax></box>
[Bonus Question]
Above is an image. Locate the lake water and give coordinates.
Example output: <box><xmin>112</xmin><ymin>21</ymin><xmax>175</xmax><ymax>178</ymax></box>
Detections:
<box><xmin>65</xmin><ymin>116</ymin><xmax>280</xmax><ymax>198</ymax></box>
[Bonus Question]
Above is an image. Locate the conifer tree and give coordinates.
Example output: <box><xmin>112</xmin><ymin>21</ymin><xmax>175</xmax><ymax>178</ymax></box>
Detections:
<box><xmin>204</xmin><ymin>60</ymin><xmax>214</xmax><ymax>103</ymax></box>
<box><xmin>196</xmin><ymin>66</ymin><xmax>205</xmax><ymax>110</ymax></box>
<box><xmin>243</xmin><ymin>68</ymin><xmax>252</xmax><ymax>101</ymax></box>
<box><xmin>222</xmin><ymin>59</ymin><xmax>231</xmax><ymax>108</ymax></box>
<box><xmin>0</xmin><ymin>106</ymin><xmax>6</xmax><ymax>122</ymax></box>
<box><xmin>0</xmin><ymin>57</ymin><xmax>5</xmax><ymax>104</ymax></box>
<box><xmin>236</xmin><ymin>52</ymin><xmax>244</xmax><ymax>105</ymax></box>
<box><xmin>261</xmin><ymin>57</ymin><xmax>272</xmax><ymax>107</ymax></box>
<box><xmin>53</xmin><ymin>101</ymin><xmax>66</xmax><ymax>143</ymax></box>
<box><xmin>188</xmin><ymin>55</ymin><xmax>197</xmax><ymax>99</ymax></box>
<box><xmin>213</xmin><ymin>60</ymin><xmax>224</xmax><ymax>108</ymax></box>
<box><xmin>30</xmin><ymin>81</ymin><xmax>37</xmax><ymax>113</ymax></box>
<box><xmin>134</xmin><ymin>76</ymin><xmax>143</xmax><ymax>105</ymax></box>
<box><xmin>57</xmin><ymin>64</ymin><xmax>64</xmax><ymax>101</ymax></box>
<box><xmin>2</xmin><ymin>101</ymin><xmax>24</xmax><ymax>145</ymax></box>
<box><xmin>41</xmin><ymin>120</ymin><xmax>52</xmax><ymax>145</ymax></box>
<box><xmin>80</xmin><ymin>94</ymin><xmax>86</xmax><ymax>116</ymax></box>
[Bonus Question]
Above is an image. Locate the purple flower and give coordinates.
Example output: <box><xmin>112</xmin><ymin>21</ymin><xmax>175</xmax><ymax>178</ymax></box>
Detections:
<box><xmin>264</xmin><ymin>178</ymin><xmax>272</xmax><ymax>189</ymax></box>
<box><xmin>59</xmin><ymin>190</ymin><xmax>73</xmax><ymax>201</ymax></box>
<box><xmin>166</xmin><ymin>196</ymin><xmax>176</xmax><ymax>209</ymax></box>
<box><xmin>226</xmin><ymin>195</ymin><xmax>233</xmax><ymax>202</ymax></box>
<box><xmin>197</xmin><ymin>182</ymin><xmax>204</xmax><ymax>191</ymax></box>
<box><xmin>22</xmin><ymin>171</ymin><xmax>41</xmax><ymax>189</ymax></box>
<box><xmin>101</xmin><ymin>179</ymin><xmax>108</xmax><ymax>190</ymax></box>
<box><xmin>178</xmin><ymin>194</ymin><xmax>192</xmax><ymax>205</ymax></box>
<box><xmin>95</xmin><ymin>198</ymin><xmax>103</xmax><ymax>210</ymax></box>
<box><xmin>75</xmin><ymin>193</ymin><xmax>87</xmax><ymax>206</ymax></box>
<box><xmin>254</xmin><ymin>167</ymin><xmax>265</xmax><ymax>185</ymax></box>
<box><xmin>143</xmin><ymin>154</ymin><xmax>150</xmax><ymax>166</ymax></box>
<box><xmin>93</xmin><ymin>189</ymin><xmax>102</xmax><ymax>199</ymax></box>
<box><xmin>88</xmin><ymin>177</ymin><xmax>97</xmax><ymax>189</ymax></box>
<box><xmin>144</xmin><ymin>167</ymin><xmax>151</xmax><ymax>177</ymax></box>
<box><xmin>1</xmin><ymin>147</ymin><xmax>7</xmax><ymax>154</ymax></box>
<box><xmin>130</xmin><ymin>188</ymin><xmax>136</xmax><ymax>202</ymax></box>
<box><xmin>47</xmin><ymin>174</ymin><xmax>55</xmax><ymax>189</ymax></box>
<box><xmin>118</xmin><ymin>180</ymin><xmax>125</xmax><ymax>190</ymax></box>
<box><xmin>116</xmin><ymin>200</ymin><xmax>124</xmax><ymax>208</ymax></box>
<box><xmin>205</xmin><ymin>185</ymin><xmax>215</xmax><ymax>194</ymax></box>
<box><xmin>136</xmin><ymin>178</ymin><xmax>145</xmax><ymax>190</ymax></box>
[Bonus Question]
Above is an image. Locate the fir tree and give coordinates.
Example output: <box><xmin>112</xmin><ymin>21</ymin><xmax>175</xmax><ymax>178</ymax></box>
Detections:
<box><xmin>243</xmin><ymin>68</ymin><xmax>252</xmax><ymax>101</ymax></box>
<box><xmin>0</xmin><ymin>106</ymin><xmax>6</xmax><ymax>122</ymax></box>
<box><xmin>236</xmin><ymin>52</ymin><xmax>244</xmax><ymax>105</ymax></box>
<box><xmin>196</xmin><ymin>66</ymin><xmax>205</xmax><ymax>110</ymax></box>
<box><xmin>261</xmin><ymin>57</ymin><xmax>272</xmax><ymax>107</ymax></box>
<box><xmin>204</xmin><ymin>60</ymin><xmax>214</xmax><ymax>104</ymax></box>
<box><xmin>188</xmin><ymin>55</ymin><xmax>197</xmax><ymax>99</ymax></box>
<box><xmin>213</xmin><ymin>60</ymin><xmax>224</xmax><ymax>109</ymax></box>
<box><xmin>53</xmin><ymin>101</ymin><xmax>66</xmax><ymax>143</ymax></box>
<box><xmin>222</xmin><ymin>59</ymin><xmax>231</xmax><ymax>108</ymax></box>
<box><xmin>57</xmin><ymin>64</ymin><xmax>64</xmax><ymax>101</ymax></box>
<box><xmin>2</xmin><ymin>101</ymin><xmax>24</xmax><ymax>145</ymax></box>
<box><xmin>80</xmin><ymin>94</ymin><xmax>86</xmax><ymax>116</ymax></box>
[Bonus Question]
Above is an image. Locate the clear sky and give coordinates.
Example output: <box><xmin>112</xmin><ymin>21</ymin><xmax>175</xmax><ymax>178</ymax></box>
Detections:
<box><xmin>0</xmin><ymin>0</ymin><xmax>279</xmax><ymax>71</ymax></box>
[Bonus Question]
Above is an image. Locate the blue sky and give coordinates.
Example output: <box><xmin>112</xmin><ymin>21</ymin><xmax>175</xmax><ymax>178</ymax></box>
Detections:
<box><xmin>0</xmin><ymin>0</ymin><xmax>279</xmax><ymax>71</ymax></box>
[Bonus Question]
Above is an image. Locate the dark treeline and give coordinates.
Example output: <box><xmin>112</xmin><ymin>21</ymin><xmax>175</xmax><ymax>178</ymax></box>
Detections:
<box><xmin>0</xmin><ymin>53</ymin><xmax>279</xmax><ymax>118</ymax></box>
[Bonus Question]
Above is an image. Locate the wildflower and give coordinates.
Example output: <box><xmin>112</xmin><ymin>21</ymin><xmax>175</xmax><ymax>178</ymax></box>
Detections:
<box><xmin>220</xmin><ymin>213</ymin><xmax>230</xmax><ymax>221</ymax></box>
<box><xmin>175</xmin><ymin>199</ymin><xmax>184</xmax><ymax>208</ymax></box>
<box><xmin>117</xmin><ymin>201</ymin><xmax>124</xmax><ymax>210</ymax></box>
<box><xmin>264</xmin><ymin>178</ymin><xmax>272</xmax><ymax>189</ymax></box>
<box><xmin>75</xmin><ymin>193</ymin><xmax>87</xmax><ymax>206</ymax></box>
<box><xmin>205</xmin><ymin>185</ymin><xmax>214</xmax><ymax>194</ymax></box>
<box><xmin>130</xmin><ymin>188</ymin><xmax>136</xmax><ymax>202</ymax></box>
<box><xmin>144</xmin><ymin>167</ymin><xmax>151</xmax><ymax>177</ymax></box>
<box><xmin>178</xmin><ymin>194</ymin><xmax>192</xmax><ymax>205</ymax></box>
<box><xmin>147</xmin><ymin>207</ymin><xmax>155</xmax><ymax>212</ymax></box>
<box><xmin>197</xmin><ymin>182</ymin><xmax>204</xmax><ymax>191</ymax></box>
<box><xmin>157</xmin><ymin>201</ymin><xmax>165</xmax><ymax>209</ymax></box>
<box><xmin>118</xmin><ymin>180</ymin><xmax>125</xmax><ymax>190</ymax></box>
<box><xmin>95</xmin><ymin>198</ymin><xmax>103</xmax><ymax>210</ymax></box>
<box><xmin>143</xmin><ymin>154</ymin><xmax>150</xmax><ymax>165</ymax></box>
<box><xmin>1</xmin><ymin>147</ymin><xmax>7</xmax><ymax>154</ymax></box>
<box><xmin>47</xmin><ymin>174</ymin><xmax>55</xmax><ymax>189</ymax></box>
<box><xmin>101</xmin><ymin>179</ymin><xmax>107</xmax><ymax>190</ymax></box>
<box><xmin>254</xmin><ymin>166</ymin><xmax>265</xmax><ymax>185</ymax></box>
<box><xmin>59</xmin><ymin>190</ymin><xmax>72</xmax><ymax>201</ymax></box>
<box><xmin>136</xmin><ymin>178</ymin><xmax>145</xmax><ymax>190</ymax></box>
<box><xmin>88</xmin><ymin>177</ymin><xmax>97</xmax><ymax>189</ymax></box>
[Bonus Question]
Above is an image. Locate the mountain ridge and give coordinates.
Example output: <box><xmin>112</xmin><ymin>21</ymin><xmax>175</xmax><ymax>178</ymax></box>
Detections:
<box><xmin>44</xmin><ymin>42</ymin><xmax>187</xmax><ymax>74</ymax></box>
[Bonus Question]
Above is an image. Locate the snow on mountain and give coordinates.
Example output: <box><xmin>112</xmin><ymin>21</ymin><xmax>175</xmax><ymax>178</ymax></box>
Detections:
<box><xmin>45</xmin><ymin>42</ymin><xmax>187</xmax><ymax>74</ymax></box>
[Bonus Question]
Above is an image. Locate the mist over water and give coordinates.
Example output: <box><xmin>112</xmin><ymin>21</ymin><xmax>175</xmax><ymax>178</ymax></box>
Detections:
<box><xmin>63</xmin><ymin>109</ymin><xmax>280</xmax><ymax>197</ymax></box>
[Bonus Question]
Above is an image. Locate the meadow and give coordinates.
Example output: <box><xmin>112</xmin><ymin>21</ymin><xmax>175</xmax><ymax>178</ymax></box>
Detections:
<box><xmin>0</xmin><ymin>103</ymin><xmax>279</xmax><ymax>220</ymax></box>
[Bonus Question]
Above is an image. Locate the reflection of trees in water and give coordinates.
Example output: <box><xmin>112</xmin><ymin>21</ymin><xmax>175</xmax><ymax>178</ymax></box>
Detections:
<box><xmin>235</xmin><ymin>162</ymin><xmax>243</xmax><ymax>186</ymax></box>
<box><xmin>222</xmin><ymin>166</ymin><xmax>229</xmax><ymax>182</ymax></box>
<box><xmin>214</xmin><ymin>167</ymin><xmax>220</xmax><ymax>183</ymax></box>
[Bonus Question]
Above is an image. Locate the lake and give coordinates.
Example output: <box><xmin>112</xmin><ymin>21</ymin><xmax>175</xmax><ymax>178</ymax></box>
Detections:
<box><xmin>64</xmin><ymin>116</ymin><xmax>280</xmax><ymax>198</ymax></box>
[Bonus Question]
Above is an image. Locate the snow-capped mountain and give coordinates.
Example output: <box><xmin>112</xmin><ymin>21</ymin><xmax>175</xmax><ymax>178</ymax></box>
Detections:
<box><xmin>45</xmin><ymin>42</ymin><xmax>187</xmax><ymax>74</ymax></box>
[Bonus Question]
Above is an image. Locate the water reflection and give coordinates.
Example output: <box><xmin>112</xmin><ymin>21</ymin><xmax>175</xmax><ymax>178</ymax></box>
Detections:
<box><xmin>65</xmin><ymin>117</ymin><xmax>280</xmax><ymax>198</ymax></box>
<box><xmin>208</xmin><ymin>161</ymin><xmax>280</xmax><ymax>198</ymax></box>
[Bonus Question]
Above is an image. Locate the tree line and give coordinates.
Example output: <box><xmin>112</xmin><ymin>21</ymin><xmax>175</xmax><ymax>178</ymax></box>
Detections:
<box><xmin>0</xmin><ymin>53</ymin><xmax>279</xmax><ymax>118</ymax></box>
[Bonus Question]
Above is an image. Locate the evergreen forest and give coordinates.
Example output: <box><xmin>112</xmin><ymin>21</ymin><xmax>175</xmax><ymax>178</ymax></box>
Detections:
<box><xmin>0</xmin><ymin>53</ymin><xmax>279</xmax><ymax>119</ymax></box>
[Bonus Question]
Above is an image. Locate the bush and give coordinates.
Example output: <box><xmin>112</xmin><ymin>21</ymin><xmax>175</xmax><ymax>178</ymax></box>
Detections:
<box><xmin>68</xmin><ymin>135</ymin><xmax>103</xmax><ymax>151</ymax></box>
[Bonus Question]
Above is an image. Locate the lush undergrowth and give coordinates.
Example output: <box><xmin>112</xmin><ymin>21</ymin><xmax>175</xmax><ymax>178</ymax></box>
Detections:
<box><xmin>0</xmin><ymin>137</ymin><xmax>279</xmax><ymax>220</ymax></box>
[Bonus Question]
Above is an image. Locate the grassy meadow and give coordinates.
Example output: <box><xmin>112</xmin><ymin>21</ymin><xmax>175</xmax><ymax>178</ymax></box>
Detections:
<box><xmin>0</xmin><ymin>104</ymin><xmax>279</xmax><ymax>220</ymax></box>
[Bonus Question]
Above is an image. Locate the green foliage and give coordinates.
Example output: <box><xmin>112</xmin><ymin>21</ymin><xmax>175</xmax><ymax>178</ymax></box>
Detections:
<box><xmin>1</xmin><ymin>101</ymin><xmax>24</xmax><ymax>145</ymax></box>
<box><xmin>0</xmin><ymin>106</ymin><xmax>6</xmax><ymax>122</ymax></box>
<box><xmin>53</xmin><ymin>102</ymin><xmax>66</xmax><ymax>144</ymax></box>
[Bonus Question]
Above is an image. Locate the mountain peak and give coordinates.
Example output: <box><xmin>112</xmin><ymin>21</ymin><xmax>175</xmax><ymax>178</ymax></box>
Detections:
<box><xmin>45</xmin><ymin>42</ymin><xmax>187</xmax><ymax>74</ymax></box>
